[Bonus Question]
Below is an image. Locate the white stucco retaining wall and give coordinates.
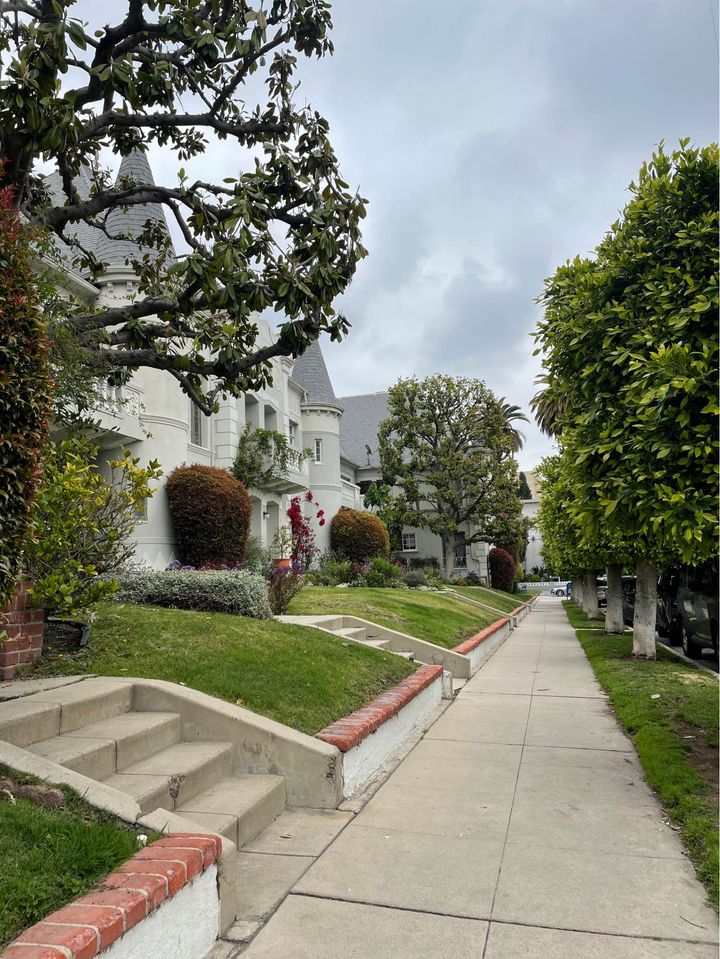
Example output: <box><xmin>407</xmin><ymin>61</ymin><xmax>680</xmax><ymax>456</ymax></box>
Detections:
<box><xmin>341</xmin><ymin>676</ymin><xmax>443</xmax><ymax>797</ymax></box>
<box><xmin>466</xmin><ymin>619</ymin><xmax>512</xmax><ymax>674</ymax></box>
<box><xmin>101</xmin><ymin>866</ymin><xmax>219</xmax><ymax>959</ymax></box>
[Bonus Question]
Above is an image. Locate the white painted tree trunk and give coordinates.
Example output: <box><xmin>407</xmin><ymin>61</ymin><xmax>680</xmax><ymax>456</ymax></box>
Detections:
<box><xmin>582</xmin><ymin>570</ymin><xmax>599</xmax><ymax>619</ymax></box>
<box><xmin>571</xmin><ymin>577</ymin><xmax>581</xmax><ymax>605</ymax></box>
<box><xmin>632</xmin><ymin>559</ymin><xmax>657</xmax><ymax>658</ymax></box>
<box><xmin>605</xmin><ymin>563</ymin><xmax>625</xmax><ymax>634</ymax></box>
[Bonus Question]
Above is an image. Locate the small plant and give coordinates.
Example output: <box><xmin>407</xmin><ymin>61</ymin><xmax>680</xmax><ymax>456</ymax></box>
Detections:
<box><xmin>364</xmin><ymin>557</ymin><xmax>404</xmax><ymax>588</ymax></box>
<box><xmin>267</xmin><ymin>569</ymin><xmax>305</xmax><ymax>614</ymax></box>
<box><xmin>166</xmin><ymin>465</ymin><xmax>251</xmax><ymax>568</ymax></box>
<box><xmin>271</xmin><ymin>526</ymin><xmax>293</xmax><ymax>561</ymax></box>
<box><xmin>330</xmin><ymin>508</ymin><xmax>390</xmax><ymax>563</ymax></box>
<box><xmin>117</xmin><ymin>570</ymin><xmax>272</xmax><ymax>619</ymax></box>
<box><xmin>488</xmin><ymin>547</ymin><xmax>517</xmax><ymax>593</ymax></box>
<box><xmin>402</xmin><ymin>569</ymin><xmax>427</xmax><ymax>588</ymax></box>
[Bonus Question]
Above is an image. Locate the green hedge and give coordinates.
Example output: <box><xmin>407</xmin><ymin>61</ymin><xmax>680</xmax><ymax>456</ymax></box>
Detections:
<box><xmin>117</xmin><ymin>571</ymin><xmax>272</xmax><ymax>619</ymax></box>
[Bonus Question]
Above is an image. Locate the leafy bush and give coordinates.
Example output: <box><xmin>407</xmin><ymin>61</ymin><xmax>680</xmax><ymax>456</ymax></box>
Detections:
<box><xmin>314</xmin><ymin>553</ymin><xmax>364</xmax><ymax>586</ymax></box>
<box><xmin>117</xmin><ymin>570</ymin><xmax>271</xmax><ymax>619</ymax></box>
<box><xmin>402</xmin><ymin>569</ymin><xmax>427</xmax><ymax>588</ymax></box>
<box><xmin>488</xmin><ymin>547</ymin><xmax>517</xmax><ymax>593</ymax></box>
<box><xmin>330</xmin><ymin>508</ymin><xmax>390</xmax><ymax>563</ymax></box>
<box><xmin>166</xmin><ymin>465</ymin><xmax>251</xmax><ymax>567</ymax></box>
<box><xmin>0</xmin><ymin>180</ymin><xmax>52</xmax><ymax>610</ymax></box>
<box><xmin>364</xmin><ymin>557</ymin><xmax>404</xmax><ymax>588</ymax></box>
<box><xmin>24</xmin><ymin>437</ymin><xmax>161</xmax><ymax>617</ymax></box>
<box><xmin>267</xmin><ymin>569</ymin><xmax>305</xmax><ymax>614</ymax></box>
<box><xmin>243</xmin><ymin>535</ymin><xmax>274</xmax><ymax>579</ymax></box>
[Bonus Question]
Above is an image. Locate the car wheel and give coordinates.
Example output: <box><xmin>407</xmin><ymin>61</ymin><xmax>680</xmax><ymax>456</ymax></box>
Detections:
<box><xmin>668</xmin><ymin>618</ymin><xmax>683</xmax><ymax>647</ymax></box>
<box><xmin>682</xmin><ymin>625</ymin><xmax>702</xmax><ymax>658</ymax></box>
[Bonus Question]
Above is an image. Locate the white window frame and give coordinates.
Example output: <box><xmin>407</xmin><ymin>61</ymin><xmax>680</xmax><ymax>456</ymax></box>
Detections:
<box><xmin>288</xmin><ymin>421</ymin><xmax>298</xmax><ymax>447</ymax></box>
<box><xmin>313</xmin><ymin>438</ymin><xmax>323</xmax><ymax>463</ymax></box>
<box><xmin>402</xmin><ymin>532</ymin><xmax>417</xmax><ymax>552</ymax></box>
<box><xmin>189</xmin><ymin>401</ymin><xmax>203</xmax><ymax>447</ymax></box>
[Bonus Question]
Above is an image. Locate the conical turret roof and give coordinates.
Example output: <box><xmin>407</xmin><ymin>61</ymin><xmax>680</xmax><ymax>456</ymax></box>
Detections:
<box><xmin>292</xmin><ymin>339</ymin><xmax>342</xmax><ymax>408</ymax></box>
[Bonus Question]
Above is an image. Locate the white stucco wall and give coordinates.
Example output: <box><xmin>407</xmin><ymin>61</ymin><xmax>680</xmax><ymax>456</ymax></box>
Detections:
<box><xmin>101</xmin><ymin>865</ymin><xmax>219</xmax><ymax>959</ymax></box>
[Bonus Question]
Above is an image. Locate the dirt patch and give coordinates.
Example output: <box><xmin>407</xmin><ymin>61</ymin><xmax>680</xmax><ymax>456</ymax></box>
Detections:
<box><xmin>676</xmin><ymin>720</ymin><xmax>719</xmax><ymax>795</ymax></box>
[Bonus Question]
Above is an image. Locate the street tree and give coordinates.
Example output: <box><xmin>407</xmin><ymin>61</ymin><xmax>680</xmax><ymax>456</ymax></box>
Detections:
<box><xmin>534</xmin><ymin>142</ymin><xmax>718</xmax><ymax>656</ymax></box>
<box><xmin>0</xmin><ymin>0</ymin><xmax>367</xmax><ymax>414</ymax></box>
<box><xmin>377</xmin><ymin>375</ymin><xmax>525</xmax><ymax>578</ymax></box>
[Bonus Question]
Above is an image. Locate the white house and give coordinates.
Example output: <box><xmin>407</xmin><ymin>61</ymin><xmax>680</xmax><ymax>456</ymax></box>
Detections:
<box><xmin>521</xmin><ymin>470</ymin><xmax>544</xmax><ymax>573</ymax></box>
<box><xmin>46</xmin><ymin>151</ymin><xmax>490</xmax><ymax>580</ymax></box>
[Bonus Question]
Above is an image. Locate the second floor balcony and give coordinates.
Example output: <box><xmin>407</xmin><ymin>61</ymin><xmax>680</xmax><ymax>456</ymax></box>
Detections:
<box><xmin>91</xmin><ymin>382</ymin><xmax>144</xmax><ymax>446</ymax></box>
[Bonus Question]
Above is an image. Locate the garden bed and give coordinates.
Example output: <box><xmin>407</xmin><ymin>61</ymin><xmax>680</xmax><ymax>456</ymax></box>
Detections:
<box><xmin>26</xmin><ymin>604</ymin><xmax>415</xmax><ymax>736</ymax></box>
<box><xmin>0</xmin><ymin>764</ymin><xmax>152</xmax><ymax>948</ymax></box>
<box><xmin>573</xmin><ymin>626</ymin><xmax>719</xmax><ymax>908</ymax></box>
<box><xmin>286</xmin><ymin>586</ymin><xmax>498</xmax><ymax>649</ymax></box>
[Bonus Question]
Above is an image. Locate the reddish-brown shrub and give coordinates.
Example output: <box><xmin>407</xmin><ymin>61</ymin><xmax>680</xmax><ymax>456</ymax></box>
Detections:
<box><xmin>166</xmin><ymin>465</ymin><xmax>251</xmax><ymax>567</ymax></box>
<box><xmin>488</xmin><ymin>547</ymin><xmax>516</xmax><ymax>593</ymax></box>
<box><xmin>330</xmin><ymin>508</ymin><xmax>390</xmax><ymax>563</ymax></box>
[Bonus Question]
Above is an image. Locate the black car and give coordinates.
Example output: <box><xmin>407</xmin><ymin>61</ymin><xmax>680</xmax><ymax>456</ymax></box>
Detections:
<box><xmin>621</xmin><ymin>576</ymin><xmax>636</xmax><ymax>627</ymax></box>
<box><xmin>676</xmin><ymin>561</ymin><xmax>718</xmax><ymax>658</ymax></box>
<box><xmin>657</xmin><ymin>569</ymin><xmax>683</xmax><ymax>645</ymax></box>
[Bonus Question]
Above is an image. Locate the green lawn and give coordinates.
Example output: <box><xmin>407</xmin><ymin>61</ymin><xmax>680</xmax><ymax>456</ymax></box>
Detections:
<box><xmin>0</xmin><ymin>765</ymin><xmax>149</xmax><ymax>947</ymax></box>
<box><xmin>29</xmin><ymin>604</ymin><xmax>415</xmax><ymax>735</ymax></box>
<box><xmin>562</xmin><ymin>599</ymin><xmax>606</xmax><ymax>629</ymax></box>
<box><xmin>448</xmin><ymin>585</ymin><xmax>519</xmax><ymax>614</ymax></box>
<box><xmin>574</xmin><ymin>627</ymin><xmax>719</xmax><ymax>908</ymax></box>
<box><xmin>287</xmin><ymin>586</ymin><xmax>499</xmax><ymax>649</ymax></box>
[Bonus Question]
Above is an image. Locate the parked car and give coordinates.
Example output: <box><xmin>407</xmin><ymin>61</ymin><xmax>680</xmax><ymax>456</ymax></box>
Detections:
<box><xmin>656</xmin><ymin>568</ymin><xmax>683</xmax><ymax>645</ymax></box>
<box><xmin>621</xmin><ymin>576</ymin><xmax>636</xmax><ymax>627</ymax></box>
<box><xmin>676</xmin><ymin>561</ymin><xmax>718</xmax><ymax>658</ymax></box>
<box><xmin>597</xmin><ymin>576</ymin><xmax>607</xmax><ymax>609</ymax></box>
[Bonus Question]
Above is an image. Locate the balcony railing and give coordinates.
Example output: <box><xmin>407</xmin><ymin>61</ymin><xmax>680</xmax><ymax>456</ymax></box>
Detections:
<box><xmin>341</xmin><ymin>479</ymin><xmax>363</xmax><ymax>509</ymax></box>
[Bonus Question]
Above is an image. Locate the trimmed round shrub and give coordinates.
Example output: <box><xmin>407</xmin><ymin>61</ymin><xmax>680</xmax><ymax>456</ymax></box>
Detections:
<box><xmin>488</xmin><ymin>547</ymin><xmax>516</xmax><ymax>593</ymax></box>
<box><xmin>117</xmin><ymin>570</ymin><xmax>271</xmax><ymax>619</ymax></box>
<box><xmin>330</xmin><ymin>508</ymin><xmax>390</xmax><ymax>563</ymax></box>
<box><xmin>166</xmin><ymin>465</ymin><xmax>251</xmax><ymax>567</ymax></box>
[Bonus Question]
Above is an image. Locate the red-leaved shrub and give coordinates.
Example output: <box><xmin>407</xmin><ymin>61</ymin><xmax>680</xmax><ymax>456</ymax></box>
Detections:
<box><xmin>166</xmin><ymin>465</ymin><xmax>251</xmax><ymax>568</ymax></box>
<box><xmin>330</xmin><ymin>508</ymin><xmax>390</xmax><ymax>563</ymax></box>
<box><xmin>488</xmin><ymin>547</ymin><xmax>517</xmax><ymax>593</ymax></box>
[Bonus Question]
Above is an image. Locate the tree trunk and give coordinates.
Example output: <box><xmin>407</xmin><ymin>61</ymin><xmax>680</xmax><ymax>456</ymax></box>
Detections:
<box><xmin>605</xmin><ymin>563</ymin><xmax>624</xmax><ymax>634</ymax></box>
<box><xmin>571</xmin><ymin>577</ymin><xmax>581</xmax><ymax>605</ymax></box>
<box><xmin>582</xmin><ymin>570</ymin><xmax>599</xmax><ymax>619</ymax></box>
<box><xmin>632</xmin><ymin>559</ymin><xmax>657</xmax><ymax>658</ymax></box>
<box><xmin>441</xmin><ymin>533</ymin><xmax>455</xmax><ymax>580</ymax></box>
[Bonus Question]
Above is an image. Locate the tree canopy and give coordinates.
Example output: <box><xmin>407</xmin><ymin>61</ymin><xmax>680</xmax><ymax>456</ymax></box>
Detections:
<box><xmin>0</xmin><ymin>0</ymin><xmax>367</xmax><ymax>413</ymax></box>
<box><xmin>377</xmin><ymin>375</ymin><xmax>525</xmax><ymax>577</ymax></box>
<box><xmin>533</xmin><ymin>141</ymin><xmax>718</xmax><ymax>655</ymax></box>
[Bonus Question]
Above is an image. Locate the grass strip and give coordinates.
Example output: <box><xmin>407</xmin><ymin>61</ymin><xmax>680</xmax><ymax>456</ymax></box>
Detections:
<box><xmin>29</xmin><ymin>603</ymin><xmax>415</xmax><ymax>735</ymax></box>
<box><xmin>562</xmin><ymin>599</ymin><xmax>607</xmax><ymax>630</ymax></box>
<box><xmin>574</xmin><ymin>626</ymin><xmax>718</xmax><ymax>908</ymax></box>
<box><xmin>445</xmin><ymin>585</ymin><xmax>518</xmax><ymax>613</ymax></box>
<box><xmin>287</xmin><ymin>586</ymin><xmax>499</xmax><ymax>648</ymax></box>
<box><xmin>0</xmin><ymin>765</ymin><xmax>149</xmax><ymax>947</ymax></box>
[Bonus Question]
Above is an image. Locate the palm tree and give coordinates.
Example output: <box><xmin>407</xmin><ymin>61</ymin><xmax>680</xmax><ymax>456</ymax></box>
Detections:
<box><xmin>530</xmin><ymin>374</ymin><xmax>567</xmax><ymax>437</ymax></box>
<box><xmin>498</xmin><ymin>398</ymin><xmax>529</xmax><ymax>452</ymax></box>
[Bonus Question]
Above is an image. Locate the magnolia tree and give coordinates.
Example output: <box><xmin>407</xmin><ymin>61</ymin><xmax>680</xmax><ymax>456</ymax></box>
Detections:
<box><xmin>534</xmin><ymin>142</ymin><xmax>719</xmax><ymax>656</ymax></box>
<box><xmin>0</xmin><ymin>0</ymin><xmax>366</xmax><ymax>413</ymax></box>
<box><xmin>377</xmin><ymin>375</ymin><xmax>525</xmax><ymax>579</ymax></box>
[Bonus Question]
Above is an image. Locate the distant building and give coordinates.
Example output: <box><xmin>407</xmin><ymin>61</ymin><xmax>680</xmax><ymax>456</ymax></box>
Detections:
<box><xmin>520</xmin><ymin>470</ymin><xmax>544</xmax><ymax>572</ymax></box>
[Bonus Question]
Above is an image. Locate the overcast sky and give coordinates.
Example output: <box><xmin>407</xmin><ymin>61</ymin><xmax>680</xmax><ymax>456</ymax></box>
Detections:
<box><xmin>73</xmin><ymin>0</ymin><xmax>719</xmax><ymax>470</ymax></box>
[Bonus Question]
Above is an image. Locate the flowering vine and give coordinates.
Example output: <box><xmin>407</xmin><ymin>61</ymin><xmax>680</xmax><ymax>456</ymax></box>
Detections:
<box><xmin>287</xmin><ymin>490</ymin><xmax>325</xmax><ymax>570</ymax></box>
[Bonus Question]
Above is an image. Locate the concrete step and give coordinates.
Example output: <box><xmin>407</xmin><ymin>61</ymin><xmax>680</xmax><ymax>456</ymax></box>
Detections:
<box><xmin>177</xmin><ymin>774</ymin><xmax>286</xmax><ymax>847</ymax></box>
<box><xmin>31</xmin><ymin>680</ymin><xmax>133</xmax><ymax>734</ymax></box>
<box><xmin>26</xmin><ymin>712</ymin><xmax>181</xmax><ymax>780</ymax></box>
<box><xmin>103</xmin><ymin>741</ymin><xmax>233</xmax><ymax>813</ymax></box>
<box><xmin>362</xmin><ymin>638</ymin><xmax>390</xmax><ymax>650</ymax></box>
<box><xmin>334</xmin><ymin>626</ymin><xmax>368</xmax><ymax>642</ymax></box>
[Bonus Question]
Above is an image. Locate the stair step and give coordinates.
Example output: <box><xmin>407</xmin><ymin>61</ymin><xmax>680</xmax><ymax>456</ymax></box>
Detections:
<box><xmin>30</xmin><ymin>680</ymin><xmax>133</xmax><ymax>733</ymax></box>
<box><xmin>63</xmin><ymin>712</ymin><xmax>181</xmax><ymax>771</ymax></box>
<box><xmin>103</xmin><ymin>741</ymin><xmax>233</xmax><ymax>813</ymax></box>
<box><xmin>334</xmin><ymin>626</ymin><xmax>367</xmax><ymax>642</ymax></box>
<box><xmin>177</xmin><ymin>775</ymin><xmax>286</xmax><ymax>847</ymax></box>
<box><xmin>362</xmin><ymin>638</ymin><xmax>390</xmax><ymax>649</ymax></box>
<box><xmin>26</xmin><ymin>712</ymin><xmax>181</xmax><ymax>779</ymax></box>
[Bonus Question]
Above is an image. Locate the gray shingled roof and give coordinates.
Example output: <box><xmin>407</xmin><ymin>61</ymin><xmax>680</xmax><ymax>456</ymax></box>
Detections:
<box><xmin>337</xmin><ymin>392</ymin><xmax>389</xmax><ymax>468</ymax></box>
<box><xmin>94</xmin><ymin>150</ymin><xmax>172</xmax><ymax>266</ymax></box>
<box><xmin>43</xmin><ymin>150</ymin><xmax>173</xmax><ymax>275</ymax></box>
<box><xmin>292</xmin><ymin>339</ymin><xmax>341</xmax><ymax>407</ymax></box>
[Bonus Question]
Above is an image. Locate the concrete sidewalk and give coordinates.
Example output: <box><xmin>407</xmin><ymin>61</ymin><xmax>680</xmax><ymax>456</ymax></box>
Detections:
<box><xmin>236</xmin><ymin>597</ymin><xmax>719</xmax><ymax>958</ymax></box>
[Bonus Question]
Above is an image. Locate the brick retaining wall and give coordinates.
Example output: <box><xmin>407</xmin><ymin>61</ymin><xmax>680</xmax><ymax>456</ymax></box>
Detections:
<box><xmin>0</xmin><ymin>582</ymin><xmax>44</xmax><ymax>681</ymax></box>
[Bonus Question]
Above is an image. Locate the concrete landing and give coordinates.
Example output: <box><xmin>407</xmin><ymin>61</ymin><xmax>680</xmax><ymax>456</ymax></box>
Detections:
<box><xmin>209</xmin><ymin>597</ymin><xmax>718</xmax><ymax>958</ymax></box>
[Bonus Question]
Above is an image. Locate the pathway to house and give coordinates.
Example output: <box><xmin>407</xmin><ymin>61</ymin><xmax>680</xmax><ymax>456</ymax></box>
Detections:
<box><xmin>220</xmin><ymin>597</ymin><xmax>718</xmax><ymax>958</ymax></box>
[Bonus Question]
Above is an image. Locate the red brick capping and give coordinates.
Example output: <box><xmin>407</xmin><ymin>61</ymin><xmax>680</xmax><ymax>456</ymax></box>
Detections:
<box><xmin>1</xmin><ymin>834</ymin><xmax>221</xmax><ymax>959</ymax></box>
<box><xmin>453</xmin><ymin>616</ymin><xmax>511</xmax><ymax>655</ymax></box>
<box><xmin>317</xmin><ymin>664</ymin><xmax>443</xmax><ymax>752</ymax></box>
<box><xmin>511</xmin><ymin>604</ymin><xmax>529</xmax><ymax>617</ymax></box>
<box><xmin>0</xmin><ymin>581</ymin><xmax>44</xmax><ymax>681</ymax></box>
